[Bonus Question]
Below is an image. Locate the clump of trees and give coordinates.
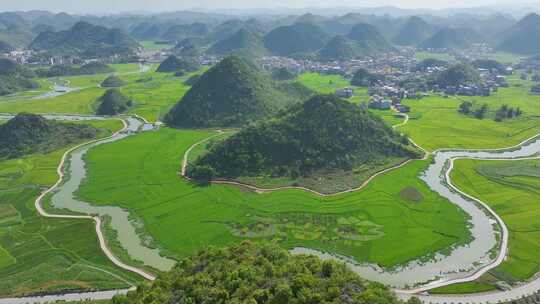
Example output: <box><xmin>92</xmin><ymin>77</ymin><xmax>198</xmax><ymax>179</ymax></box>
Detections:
<box><xmin>96</xmin><ymin>89</ymin><xmax>133</xmax><ymax>115</ymax></box>
<box><xmin>435</xmin><ymin>63</ymin><xmax>480</xmax><ymax>88</ymax></box>
<box><xmin>495</xmin><ymin>104</ymin><xmax>522</xmax><ymax>121</ymax></box>
<box><xmin>351</xmin><ymin>68</ymin><xmax>383</xmax><ymax>86</ymax></box>
<box><xmin>111</xmin><ymin>241</ymin><xmax>419</xmax><ymax>304</ymax></box>
<box><xmin>458</xmin><ymin>101</ymin><xmax>523</xmax><ymax>121</ymax></box>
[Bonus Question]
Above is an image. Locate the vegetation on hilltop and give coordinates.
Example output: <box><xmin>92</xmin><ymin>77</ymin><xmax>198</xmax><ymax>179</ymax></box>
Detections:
<box><xmin>36</xmin><ymin>62</ymin><xmax>114</xmax><ymax>78</ymax></box>
<box><xmin>346</xmin><ymin>23</ymin><xmax>395</xmax><ymax>54</ymax></box>
<box><xmin>264</xmin><ymin>23</ymin><xmax>330</xmax><ymax>56</ymax></box>
<box><xmin>30</xmin><ymin>21</ymin><xmax>139</xmax><ymax>58</ymax></box>
<box><xmin>393</xmin><ymin>16</ymin><xmax>433</xmax><ymax>46</ymax></box>
<box><xmin>0</xmin><ymin>113</ymin><xmax>99</xmax><ymax>159</ymax></box>
<box><xmin>96</xmin><ymin>89</ymin><xmax>132</xmax><ymax>115</ymax></box>
<box><xmin>318</xmin><ymin>36</ymin><xmax>364</xmax><ymax>61</ymax></box>
<box><xmin>434</xmin><ymin>63</ymin><xmax>480</xmax><ymax>88</ymax></box>
<box><xmin>156</xmin><ymin>55</ymin><xmax>199</xmax><ymax>73</ymax></box>
<box><xmin>113</xmin><ymin>241</ymin><xmax>410</xmax><ymax>304</ymax></box>
<box><xmin>165</xmin><ymin>55</ymin><xmax>313</xmax><ymax>128</ymax></box>
<box><xmin>0</xmin><ymin>58</ymin><xmax>38</xmax><ymax>96</ymax></box>
<box><xmin>190</xmin><ymin>95</ymin><xmax>419</xmax><ymax>181</ymax></box>
<box><xmin>100</xmin><ymin>75</ymin><xmax>126</xmax><ymax>88</ymax></box>
<box><xmin>351</xmin><ymin>68</ymin><xmax>384</xmax><ymax>86</ymax></box>
<box><xmin>209</xmin><ymin>28</ymin><xmax>267</xmax><ymax>58</ymax></box>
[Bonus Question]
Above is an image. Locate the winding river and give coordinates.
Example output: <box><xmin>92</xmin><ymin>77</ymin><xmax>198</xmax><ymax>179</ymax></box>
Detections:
<box><xmin>1</xmin><ymin>112</ymin><xmax>540</xmax><ymax>303</ymax></box>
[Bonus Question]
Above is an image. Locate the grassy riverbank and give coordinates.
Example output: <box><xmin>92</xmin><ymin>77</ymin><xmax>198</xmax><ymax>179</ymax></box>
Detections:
<box><xmin>77</xmin><ymin>127</ymin><xmax>470</xmax><ymax>270</ymax></box>
<box><xmin>0</xmin><ymin>119</ymin><xmax>142</xmax><ymax>297</ymax></box>
<box><xmin>437</xmin><ymin>158</ymin><xmax>540</xmax><ymax>293</ymax></box>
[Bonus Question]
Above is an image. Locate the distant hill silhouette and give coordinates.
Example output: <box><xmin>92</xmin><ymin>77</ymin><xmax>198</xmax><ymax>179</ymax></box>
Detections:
<box><xmin>346</xmin><ymin>23</ymin><xmax>395</xmax><ymax>53</ymax></box>
<box><xmin>393</xmin><ymin>16</ymin><xmax>433</xmax><ymax>46</ymax></box>
<box><xmin>209</xmin><ymin>29</ymin><xmax>266</xmax><ymax>57</ymax></box>
<box><xmin>498</xmin><ymin>13</ymin><xmax>540</xmax><ymax>55</ymax></box>
<box><xmin>420</xmin><ymin>28</ymin><xmax>482</xmax><ymax>50</ymax></box>
<box><xmin>30</xmin><ymin>21</ymin><xmax>139</xmax><ymax>58</ymax></box>
<box><xmin>264</xmin><ymin>23</ymin><xmax>330</xmax><ymax>56</ymax></box>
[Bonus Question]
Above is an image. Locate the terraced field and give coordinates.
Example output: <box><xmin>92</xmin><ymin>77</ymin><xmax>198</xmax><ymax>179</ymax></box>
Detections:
<box><xmin>0</xmin><ymin>119</ymin><xmax>141</xmax><ymax>297</ymax></box>
<box><xmin>77</xmin><ymin>127</ymin><xmax>470</xmax><ymax>269</ymax></box>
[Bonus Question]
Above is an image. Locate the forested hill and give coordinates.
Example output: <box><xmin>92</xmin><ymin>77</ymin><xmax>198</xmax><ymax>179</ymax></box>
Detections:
<box><xmin>190</xmin><ymin>95</ymin><xmax>420</xmax><ymax>180</ymax></box>
<box><xmin>30</xmin><ymin>21</ymin><xmax>139</xmax><ymax>58</ymax></box>
<box><xmin>0</xmin><ymin>58</ymin><xmax>38</xmax><ymax>96</ymax></box>
<box><xmin>165</xmin><ymin>55</ymin><xmax>313</xmax><ymax>128</ymax></box>
<box><xmin>112</xmin><ymin>241</ymin><xmax>411</xmax><ymax>304</ymax></box>
<box><xmin>0</xmin><ymin>113</ymin><xmax>100</xmax><ymax>159</ymax></box>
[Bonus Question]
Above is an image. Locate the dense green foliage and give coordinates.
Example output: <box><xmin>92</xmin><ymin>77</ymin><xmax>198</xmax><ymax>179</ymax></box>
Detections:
<box><xmin>318</xmin><ymin>36</ymin><xmax>363</xmax><ymax>61</ymax></box>
<box><xmin>156</xmin><ymin>55</ymin><xmax>199</xmax><ymax>73</ymax></box>
<box><xmin>0</xmin><ymin>113</ymin><xmax>99</xmax><ymax>159</ymax></box>
<box><xmin>351</xmin><ymin>68</ymin><xmax>383</xmax><ymax>86</ymax></box>
<box><xmin>113</xmin><ymin>241</ymin><xmax>406</xmax><ymax>304</ymax></box>
<box><xmin>264</xmin><ymin>23</ymin><xmax>330</xmax><ymax>56</ymax></box>
<box><xmin>419</xmin><ymin>28</ymin><xmax>480</xmax><ymax>50</ymax></box>
<box><xmin>346</xmin><ymin>23</ymin><xmax>395</xmax><ymax>54</ymax></box>
<box><xmin>36</xmin><ymin>62</ymin><xmax>114</xmax><ymax>78</ymax></box>
<box><xmin>101</xmin><ymin>75</ymin><xmax>126</xmax><ymax>88</ymax></box>
<box><xmin>30</xmin><ymin>21</ymin><xmax>139</xmax><ymax>58</ymax></box>
<box><xmin>392</xmin><ymin>16</ymin><xmax>433</xmax><ymax>46</ymax></box>
<box><xmin>498</xmin><ymin>13</ymin><xmax>540</xmax><ymax>55</ymax></box>
<box><xmin>191</xmin><ymin>95</ymin><xmax>419</xmax><ymax>180</ymax></box>
<box><xmin>209</xmin><ymin>28</ymin><xmax>266</xmax><ymax>58</ymax></box>
<box><xmin>96</xmin><ymin>89</ymin><xmax>132</xmax><ymax>115</ymax></box>
<box><xmin>165</xmin><ymin>55</ymin><xmax>311</xmax><ymax>128</ymax></box>
<box><xmin>434</xmin><ymin>63</ymin><xmax>480</xmax><ymax>88</ymax></box>
<box><xmin>0</xmin><ymin>58</ymin><xmax>38</xmax><ymax>96</ymax></box>
<box><xmin>472</xmin><ymin>59</ymin><xmax>506</xmax><ymax>74</ymax></box>
<box><xmin>272</xmin><ymin>68</ymin><xmax>297</xmax><ymax>80</ymax></box>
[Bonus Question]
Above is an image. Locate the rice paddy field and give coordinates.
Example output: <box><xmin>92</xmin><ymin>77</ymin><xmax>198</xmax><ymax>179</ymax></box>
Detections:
<box><xmin>399</xmin><ymin>76</ymin><xmax>540</xmax><ymax>151</ymax></box>
<box><xmin>450</xmin><ymin>158</ymin><xmax>540</xmax><ymax>285</ymax></box>
<box><xmin>76</xmin><ymin>127</ymin><xmax>470</xmax><ymax>270</ymax></box>
<box><xmin>0</xmin><ymin>64</ymin><xmax>201</xmax><ymax>122</ymax></box>
<box><xmin>0</xmin><ymin>119</ymin><xmax>142</xmax><ymax>297</ymax></box>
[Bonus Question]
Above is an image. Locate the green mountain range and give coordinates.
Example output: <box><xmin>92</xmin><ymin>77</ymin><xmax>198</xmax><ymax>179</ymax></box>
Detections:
<box><xmin>392</xmin><ymin>16</ymin><xmax>433</xmax><ymax>46</ymax></box>
<box><xmin>264</xmin><ymin>23</ymin><xmax>330</xmax><ymax>56</ymax></box>
<box><xmin>165</xmin><ymin>55</ymin><xmax>312</xmax><ymax>128</ymax></box>
<box><xmin>346</xmin><ymin>23</ymin><xmax>395</xmax><ymax>53</ymax></box>
<box><xmin>419</xmin><ymin>28</ymin><xmax>481</xmax><ymax>50</ymax></box>
<box><xmin>156</xmin><ymin>55</ymin><xmax>199</xmax><ymax>73</ymax></box>
<box><xmin>208</xmin><ymin>28</ymin><xmax>266</xmax><ymax>57</ymax></box>
<box><xmin>498</xmin><ymin>13</ymin><xmax>540</xmax><ymax>55</ymax></box>
<box><xmin>30</xmin><ymin>21</ymin><xmax>139</xmax><ymax>58</ymax></box>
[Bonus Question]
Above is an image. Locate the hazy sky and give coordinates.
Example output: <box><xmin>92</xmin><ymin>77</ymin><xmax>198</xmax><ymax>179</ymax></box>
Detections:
<box><xmin>3</xmin><ymin>0</ymin><xmax>538</xmax><ymax>13</ymax></box>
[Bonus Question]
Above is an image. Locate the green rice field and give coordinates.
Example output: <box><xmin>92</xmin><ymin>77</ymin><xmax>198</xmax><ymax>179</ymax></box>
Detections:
<box><xmin>77</xmin><ymin>127</ymin><xmax>471</xmax><ymax>269</ymax></box>
<box><xmin>0</xmin><ymin>119</ymin><xmax>141</xmax><ymax>297</ymax></box>
<box><xmin>448</xmin><ymin>158</ymin><xmax>540</xmax><ymax>288</ymax></box>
